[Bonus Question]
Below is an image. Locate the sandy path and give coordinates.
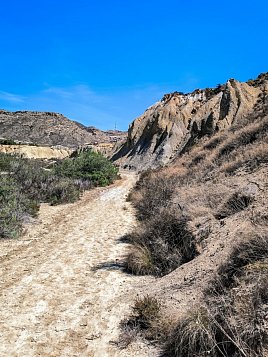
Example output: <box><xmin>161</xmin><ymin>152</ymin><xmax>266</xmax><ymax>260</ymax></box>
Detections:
<box><xmin>0</xmin><ymin>173</ymin><xmax>156</xmax><ymax>357</ymax></box>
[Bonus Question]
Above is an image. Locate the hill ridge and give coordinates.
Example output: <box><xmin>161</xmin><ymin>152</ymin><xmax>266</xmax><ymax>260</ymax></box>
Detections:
<box><xmin>112</xmin><ymin>72</ymin><xmax>268</xmax><ymax>170</ymax></box>
<box><xmin>0</xmin><ymin>109</ymin><xmax>126</xmax><ymax>148</ymax></box>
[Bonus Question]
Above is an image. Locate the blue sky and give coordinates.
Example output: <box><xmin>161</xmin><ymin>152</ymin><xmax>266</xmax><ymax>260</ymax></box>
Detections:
<box><xmin>0</xmin><ymin>0</ymin><xmax>267</xmax><ymax>130</ymax></box>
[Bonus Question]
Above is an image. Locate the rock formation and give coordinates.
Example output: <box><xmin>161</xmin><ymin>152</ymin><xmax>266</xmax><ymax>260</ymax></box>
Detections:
<box><xmin>0</xmin><ymin>144</ymin><xmax>72</xmax><ymax>159</ymax></box>
<box><xmin>112</xmin><ymin>73</ymin><xmax>268</xmax><ymax>170</ymax></box>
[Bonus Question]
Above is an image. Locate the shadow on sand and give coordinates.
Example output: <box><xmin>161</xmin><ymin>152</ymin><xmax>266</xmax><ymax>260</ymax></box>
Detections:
<box><xmin>91</xmin><ymin>234</ymin><xmax>133</xmax><ymax>272</ymax></box>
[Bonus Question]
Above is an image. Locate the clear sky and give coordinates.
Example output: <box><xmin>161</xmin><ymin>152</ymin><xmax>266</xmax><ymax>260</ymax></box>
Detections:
<box><xmin>0</xmin><ymin>0</ymin><xmax>267</xmax><ymax>130</ymax></box>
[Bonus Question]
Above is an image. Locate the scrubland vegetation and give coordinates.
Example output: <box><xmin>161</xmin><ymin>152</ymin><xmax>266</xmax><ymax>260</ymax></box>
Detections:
<box><xmin>0</xmin><ymin>138</ymin><xmax>17</xmax><ymax>145</ymax></box>
<box><xmin>163</xmin><ymin>234</ymin><xmax>268</xmax><ymax>357</ymax></box>
<box><xmin>0</xmin><ymin>150</ymin><xmax>118</xmax><ymax>238</ymax></box>
<box><xmin>121</xmin><ymin>93</ymin><xmax>268</xmax><ymax>355</ymax></box>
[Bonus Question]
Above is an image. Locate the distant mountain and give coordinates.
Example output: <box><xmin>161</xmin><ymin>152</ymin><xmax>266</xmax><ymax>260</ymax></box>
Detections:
<box><xmin>0</xmin><ymin>110</ymin><xmax>126</xmax><ymax>148</ymax></box>
<box><xmin>112</xmin><ymin>72</ymin><xmax>268</xmax><ymax>169</ymax></box>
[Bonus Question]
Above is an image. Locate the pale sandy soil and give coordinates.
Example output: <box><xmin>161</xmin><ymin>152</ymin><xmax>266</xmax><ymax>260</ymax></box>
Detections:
<box><xmin>0</xmin><ymin>173</ymin><xmax>157</xmax><ymax>357</ymax></box>
<box><xmin>0</xmin><ymin>145</ymin><xmax>72</xmax><ymax>159</ymax></box>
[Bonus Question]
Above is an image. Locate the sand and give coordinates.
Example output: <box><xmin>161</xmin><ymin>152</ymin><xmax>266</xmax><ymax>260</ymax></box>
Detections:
<box><xmin>0</xmin><ymin>173</ymin><xmax>157</xmax><ymax>357</ymax></box>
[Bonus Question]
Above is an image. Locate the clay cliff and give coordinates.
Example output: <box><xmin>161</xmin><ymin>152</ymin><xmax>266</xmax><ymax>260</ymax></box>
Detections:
<box><xmin>112</xmin><ymin>73</ymin><xmax>268</xmax><ymax>169</ymax></box>
<box><xmin>0</xmin><ymin>144</ymin><xmax>72</xmax><ymax>159</ymax></box>
<box><xmin>0</xmin><ymin>110</ymin><xmax>126</xmax><ymax>148</ymax></box>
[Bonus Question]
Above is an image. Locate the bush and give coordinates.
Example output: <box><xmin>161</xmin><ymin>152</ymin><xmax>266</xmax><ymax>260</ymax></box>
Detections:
<box><xmin>46</xmin><ymin>179</ymin><xmax>81</xmax><ymax>205</ymax></box>
<box><xmin>0</xmin><ymin>150</ymin><xmax>118</xmax><ymax>238</ymax></box>
<box><xmin>54</xmin><ymin>150</ymin><xmax>119</xmax><ymax>186</ymax></box>
<box><xmin>129</xmin><ymin>172</ymin><xmax>176</xmax><ymax>221</ymax></box>
<box><xmin>0</xmin><ymin>176</ymin><xmax>39</xmax><ymax>238</ymax></box>
<box><xmin>125</xmin><ymin>168</ymin><xmax>197</xmax><ymax>277</ymax></box>
<box><xmin>0</xmin><ymin>152</ymin><xmax>19</xmax><ymax>171</ymax></box>
<box><xmin>0</xmin><ymin>138</ymin><xmax>17</xmax><ymax>145</ymax></box>
<box><xmin>126</xmin><ymin>209</ymin><xmax>197</xmax><ymax>276</ymax></box>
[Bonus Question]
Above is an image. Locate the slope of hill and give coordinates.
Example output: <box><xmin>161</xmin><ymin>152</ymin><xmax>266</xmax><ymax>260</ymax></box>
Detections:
<box><xmin>119</xmin><ymin>80</ymin><xmax>268</xmax><ymax>356</ymax></box>
<box><xmin>112</xmin><ymin>72</ymin><xmax>268</xmax><ymax>170</ymax></box>
<box><xmin>0</xmin><ymin>110</ymin><xmax>126</xmax><ymax>148</ymax></box>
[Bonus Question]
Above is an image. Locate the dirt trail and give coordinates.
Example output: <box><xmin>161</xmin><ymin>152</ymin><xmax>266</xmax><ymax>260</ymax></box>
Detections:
<box><xmin>0</xmin><ymin>173</ymin><xmax>156</xmax><ymax>357</ymax></box>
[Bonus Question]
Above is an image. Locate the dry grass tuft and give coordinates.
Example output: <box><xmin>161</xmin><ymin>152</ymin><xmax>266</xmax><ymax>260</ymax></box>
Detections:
<box><xmin>215</xmin><ymin>192</ymin><xmax>254</xmax><ymax>220</ymax></box>
<box><xmin>125</xmin><ymin>209</ymin><xmax>198</xmax><ymax>276</ymax></box>
<box><xmin>217</xmin><ymin>119</ymin><xmax>267</xmax><ymax>160</ymax></box>
<box><xmin>119</xmin><ymin>295</ymin><xmax>175</xmax><ymax>348</ymax></box>
<box><xmin>131</xmin><ymin>295</ymin><xmax>161</xmax><ymax>330</ymax></box>
<box><xmin>119</xmin><ymin>295</ymin><xmax>161</xmax><ymax>347</ymax></box>
<box><xmin>207</xmin><ymin>235</ymin><xmax>268</xmax><ymax>294</ymax></box>
<box><xmin>130</xmin><ymin>171</ymin><xmax>177</xmax><ymax>221</ymax></box>
<box><xmin>162</xmin><ymin>307</ymin><xmax>219</xmax><ymax>357</ymax></box>
<box><xmin>126</xmin><ymin>244</ymin><xmax>154</xmax><ymax>275</ymax></box>
<box><xmin>162</xmin><ymin>235</ymin><xmax>268</xmax><ymax>357</ymax></box>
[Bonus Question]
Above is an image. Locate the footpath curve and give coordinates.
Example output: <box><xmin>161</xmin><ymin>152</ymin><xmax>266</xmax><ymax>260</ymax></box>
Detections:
<box><xmin>0</xmin><ymin>173</ymin><xmax>156</xmax><ymax>357</ymax></box>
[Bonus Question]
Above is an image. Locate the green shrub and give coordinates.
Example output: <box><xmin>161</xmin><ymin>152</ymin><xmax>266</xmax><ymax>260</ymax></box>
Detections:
<box><xmin>0</xmin><ymin>153</ymin><xmax>19</xmax><ymax>171</ymax></box>
<box><xmin>0</xmin><ymin>138</ymin><xmax>17</xmax><ymax>145</ymax></box>
<box><xmin>47</xmin><ymin>179</ymin><xmax>81</xmax><ymax>205</ymax></box>
<box><xmin>0</xmin><ymin>176</ymin><xmax>39</xmax><ymax>238</ymax></box>
<box><xmin>0</xmin><ymin>150</ymin><xmax>118</xmax><ymax>238</ymax></box>
<box><xmin>54</xmin><ymin>150</ymin><xmax>119</xmax><ymax>186</ymax></box>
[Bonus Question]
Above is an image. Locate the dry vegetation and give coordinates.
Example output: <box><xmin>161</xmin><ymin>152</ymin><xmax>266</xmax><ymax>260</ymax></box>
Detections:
<box><xmin>164</xmin><ymin>235</ymin><xmax>268</xmax><ymax>357</ymax></box>
<box><xmin>121</xmin><ymin>88</ymin><xmax>268</xmax><ymax>355</ymax></box>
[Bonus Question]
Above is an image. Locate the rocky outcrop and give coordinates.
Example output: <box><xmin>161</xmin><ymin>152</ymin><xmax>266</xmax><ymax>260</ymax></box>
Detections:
<box><xmin>0</xmin><ymin>144</ymin><xmax>72</xmax><ymax>159</ymax></box>
<box><xmin>0</xmin><ymin>110</ymin><xmax>126</xmax><ymax>148</ymax></box>
<box><xmin>112</xmin><ymin>75</ymin><xmax>267</xmax><ymax>170</ymax></box>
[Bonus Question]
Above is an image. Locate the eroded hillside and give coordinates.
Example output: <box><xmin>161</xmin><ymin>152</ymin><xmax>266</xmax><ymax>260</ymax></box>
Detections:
<box><xmin>120</xmin><ymin>84</ymin><xmax>268</xmax><ymax>356</ymax></box>
<box><xmin>112</xmin><ymin>72</ymin><xmax>268</xmax><ymax>170</ymax></box>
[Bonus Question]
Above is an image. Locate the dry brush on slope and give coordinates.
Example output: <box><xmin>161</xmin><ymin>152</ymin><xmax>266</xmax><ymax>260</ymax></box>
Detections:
<box><xmin>120</xmin><ymin>85</ymin><xmax>268</xmax><ymax>355</ymax></box>
<box><xmin>163</xmin><ymin>234</ymin><xmax>268</xmax><ymax>357</ymax></box>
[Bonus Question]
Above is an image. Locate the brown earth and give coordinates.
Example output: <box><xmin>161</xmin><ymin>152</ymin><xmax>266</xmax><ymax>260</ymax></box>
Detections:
<box><xmin>0</xmin><ymin>110</ymin><xmax>126</xmax><ymax>148</ymax></box>
<box><xmin>0</xmin><ymin>173</ymin><xmax>158</xmax><ymax>357</ymax></box>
